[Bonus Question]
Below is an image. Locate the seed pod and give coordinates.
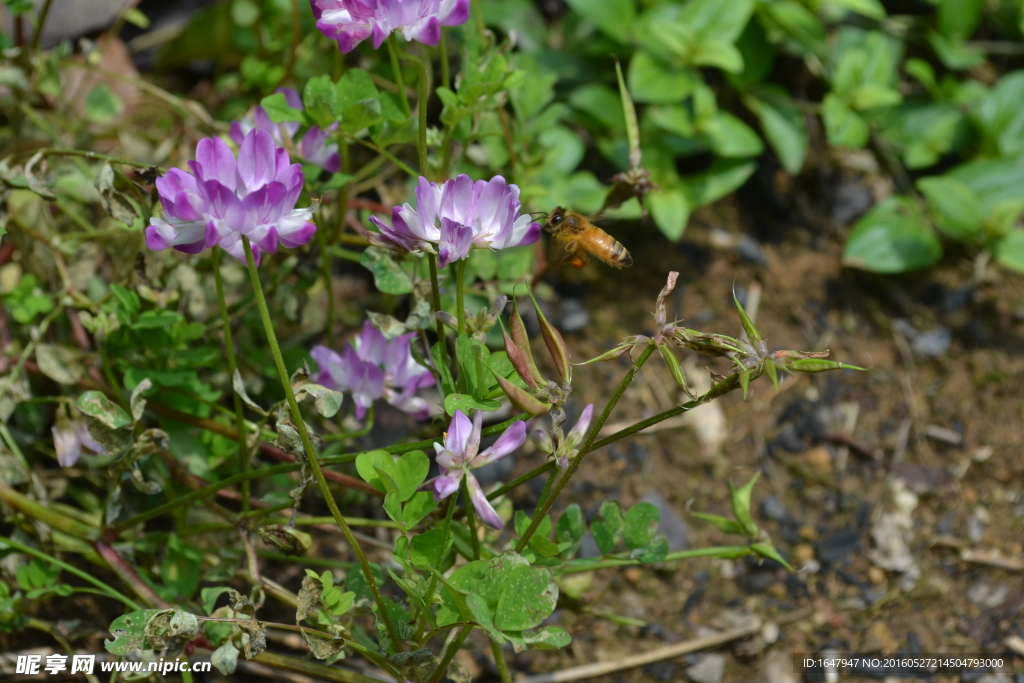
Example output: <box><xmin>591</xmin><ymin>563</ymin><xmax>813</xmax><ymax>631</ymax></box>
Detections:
<box><xmin>502</xmin><ymin>325</ymin><xmax>539</xmax><ymax>390</ymax></box>
<box><xmin>527</xmin><ymin>289</ymin><xmax>571</xmax><ymax>383</ymax></box>
<box><xmin>787</xmin><ymin>358</ymin><xmax>865</xmax><ymax>373</ymax></box>
<box><xmin>257</xmin><ymin>525</ymin><xmax>313</xmax><ymax>556</ymax></box>
<box><xmin>658</xmin><ymin>343</ymin><xmax>694</xmax><ymax>399</ymax></box>
<box><xmin>493</xmin><ymin>373</ymin><xmax>552</xmax><ymax>416</ymax></box>
<box><xmin>508</xmin><ymin>301</ymin><xmax>545</xmax><ymax>387</ymax></box>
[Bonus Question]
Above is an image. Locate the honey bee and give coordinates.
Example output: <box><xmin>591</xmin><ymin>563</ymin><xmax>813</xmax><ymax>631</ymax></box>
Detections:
<box><xmin>543</xmin><ymin>207</ymin><xmax>633</xmax><ymax>269</ymax></box>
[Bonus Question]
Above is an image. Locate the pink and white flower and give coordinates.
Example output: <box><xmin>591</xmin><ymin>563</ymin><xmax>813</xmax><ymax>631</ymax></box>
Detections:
<box><xmin>145</xmin><ymin>129</ymin><xmax>317</xmax><ymax>265</ymax></box>
<box><xmin>420</xmin><ymin>410</ymin><xmax>527</xmax><ymax>529</ymax></box>
<box><xmin>369</xmin><ymin>175</ymin><xmax>541</xmax><ymax>268</ymax></box>
<box><xmin>230</xmin><ymin>88</ymin><xmax>340</xmax><ymax>174</ymax></box>
<box><xmin>311</xmin><ymin>320</ymin><xmax>434</xmax><ymax>419</ymax></box>
<box><xmin>310</xmin><ymin>0</ymin><xmax>470</xmax><ymax>53</ymax></box>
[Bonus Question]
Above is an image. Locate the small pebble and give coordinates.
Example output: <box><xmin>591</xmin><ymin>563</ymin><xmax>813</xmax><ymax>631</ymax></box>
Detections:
<box><xmin>685</xmin><ymin>653</ymin><xmax>725</xmax><ymax>683</ymax></box>
<box><xmin>793</xmin><ymin>544</ymin><xmax>815</xmax><ymax>566</ymax></box>
<box><xmin>760</xmin><ymin>622</ymin><xmax>780</xmax><ymax>645</ymax></box>
<box><xmin>862</xmin><ymin>621</ymin><xmax>899</xmax><ymax>653</ymax></box>
<box><xmin>868</xmin><ymin>567</ymin><xmax>886</xmax><ymax>585</ymax></box>
<box><xmin>559</xmin><ymin>298</ymin><xmax>590</xmax><ymax>333</ymax></box>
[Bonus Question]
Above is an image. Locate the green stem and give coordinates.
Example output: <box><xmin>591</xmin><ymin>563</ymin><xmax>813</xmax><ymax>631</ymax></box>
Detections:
<box><xmin>0</xmin><ymin>536</ymin><xmax>140</xmax><ymax>610</ymax></box>
<box><xmin>536</xmin><ymin>466</ymin><xmax>558</xmax><ymax>508</ymax></box>
<box><xmin>455</xmin><ymin>259</ymin><xmax>467</xmax><ymax>335</ymax></box>
<box><xmin>471</xmin><ymin>0</ymin><xmax>487</xmax><ymax>44</ymax></box>
<box><xmin>491</xmin><ymin>636</ymin><xmax>512</xmax><ymax>683</ymax></box>
<box><xmin>387</xmin><ymin>34</ymin><xmax>411</xmax><ymax>115</ymax></box>
<box><xmin>425</xmin><ymin>624</ymin><xmax>473</xmax><ymax>683</ymax></box>
<box><xmin>590</xmin><ymin>401</ymin><xmax>699</xmax><ymax>452</ymax></box>
<box><xmin>415</xmin><ymin>489</ymin><xmax>458</xmax><ymax>644</ymax></box>
<box><xmin>556</xmin><ymin>546</ymin><xmax>755</xmax><ymax>574</ymax></box>
<box><xmin>427</xmin><ymin>252</ymin><xmax>448</xmax><ymax>366</ymax></box>
<box><xmin>30</xmin><ymin>0</ymin><xmax>54</xmax><ymax>55</ymax></box>
<box><xmin>516</xmin><ymin>345</ymin><xmax>657</xmax><ymax>552</ymax></box>
<box><xmin>413</xmin><ymin>49</ymin><xmax>431</xmax><ymax>178</ymax></box>
<box><xmin>316</xmin><ymin>223</ymin><xmax>336</xmax><ymax>350</ymax></box>
<box><xmin>212</xmin><ymin>247</ymin><xmax>250</xmax><ymax>514</ymax></box>
<box><xmin>461</xmin><ymin>478</ymin><xmax>481</xmax><ymax>561</ymax></box>
<box><xmin>486</xmin><ymin>461</ymin><xmax>553</xmax><ymax>502</ymax></box>
<box><xmin>241</xmin><ymin>237</ymin><xmax>402</xmax><ymax>651</ymax></box>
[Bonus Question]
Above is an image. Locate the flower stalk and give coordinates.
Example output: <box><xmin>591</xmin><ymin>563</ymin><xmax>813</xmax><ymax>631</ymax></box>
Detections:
<box><xmin>241</xmin><ymin>236</ymin><xmax>402</xmax><ymax>651</ymax></box>
<box><xmin>212</xmin><ymin>247</ymin><xmax>251</xmax><ymax>513</ymax></box>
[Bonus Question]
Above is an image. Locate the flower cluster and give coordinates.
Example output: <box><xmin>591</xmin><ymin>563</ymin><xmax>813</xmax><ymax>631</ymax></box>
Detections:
<box><xmin>145</xmin><ymin>129</ymin><xmax>317</xmax><ymax>265</ymax></box>
<box><xmin>369</xmin><ymin>175</ymin><xmax>540</xmax><ymax>268</ymax></box>
<box><xmin>532</xmin><ymin>404</ymin><xmax>593</xmax><ymax>471</ymax></box>
<box><xmin>311</xmin><ymin>320</ymin><xmax>434</xmax><ymax>420</ymax></box>
<box><xmin>420</xmin><ymin>410</ymin><xmax>527</xmax><ymax>529</ymax></box>
<box><xmin>310</xmin><ymin>0</ymin><xmax>469</xmax><ymax>53</ymax></box>
<box><xmin>230</xmin><ymin>88</ymin><xmax>340</xmax><ymax>174</ymax></box>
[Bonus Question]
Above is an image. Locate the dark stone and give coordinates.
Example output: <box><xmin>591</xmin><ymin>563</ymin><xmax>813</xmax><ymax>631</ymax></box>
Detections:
<box><xmin>772</xmin><ymin>424</ymin><xmax>807</xmax><ymax>454</ymax></box>
<box><xmin>682</xmin><ymin>588</ymin><xmax>705</xmax><ymax>616</ymax></box>
<box><xmin>643</xmin><ymin>662</ymin><xmax>676</xmax><ymax>682</ymax></box>
<box><xmin>740</xmin><ymin>570</ymin><xmax>776</xmax><ymax>594</ymax></box>
<box><xmin>760</xmin><ymin>496</ymin><xmax>791</xmax><ymax>523</ymax></box>
<box><xmin>640</xmin><ymin>491</ymin><xmax>689</xmax><ymax>551</ymax></box>
<box><xmin>941</xmin><ymin>285</ymin><xmax>974</xmax><ymax>313</ymax></box>
<box><xmin>578</xmin><ymin>531</ymin><xmax>601</xmax><ymax>559</ymax></box>
<box><xmin>815</xmin><ymin>529</ymin><xmax>861</xmax><ymax>565</ymax></box>
<box><xmin>736</xmin><ymin>235</ymin><xmax>769</xmax><ymax>266</ymax></box>
<box><xmin>559</xmin><ymin>298</ymin><xmax>590</xmax><ymax>333</ymax></box>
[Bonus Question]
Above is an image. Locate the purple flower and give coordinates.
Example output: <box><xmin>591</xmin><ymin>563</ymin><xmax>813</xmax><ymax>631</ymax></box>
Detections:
<box><xmin>369</xmin><ymin>175</ymin><xmax>541</xmax><ymax>268</ymax></box>
<box><xmin>52</xmin><ymin>416</ymin><xmax>107</xmax><ymax>468</ymax></box>
<box><xmin>310</xmin><ymin>0</ymin><xmax>470</xmax><ymax>53</ymax></box>
<box><xmin>145</xmin><ymin>129</ymin><xmax>317</xmax><ymax>265</ymax></box>
<box><xmin>420</xmin><ymin>410</ymin><xmax>527</xmax><ymax>529</ymax></box>
<box><xmin>531</xmin><ymin>404</ymin><xmax>593</xmax><ymax>471</ymax></box>
<box><xmin>311</xmin><ymin>320</ymin><xmax>434</xmax><ymax>419</ymax></box>
<box><xmin>230</xmin><ymin>88</ymin><xmax>341</xmax><ymax>174</ymax></box>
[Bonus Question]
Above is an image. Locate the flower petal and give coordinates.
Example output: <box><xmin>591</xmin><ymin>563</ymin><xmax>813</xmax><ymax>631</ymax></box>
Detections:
<box><xmin>474</xmin><ymin>419</ymin><xmax>526</xmax><ymax>466</ymax></box>
<box><xmin>193</xmin><ymin>136</ymin><xmax>237</xmax><ymax>191</ymax></box>
<box><xmin>445</xmin><ymin>410</ymin><xmax>474</xmax><ymax>456</ymax></box>
<box><xmin>565</xmin><ymin>404</ymin><xmax>594</xmax><ymax>446</ymax></box>
<box><xmin>467</xmin><ymin>474</ymin><xmax>503</xmax><ymax>529</ymax></box>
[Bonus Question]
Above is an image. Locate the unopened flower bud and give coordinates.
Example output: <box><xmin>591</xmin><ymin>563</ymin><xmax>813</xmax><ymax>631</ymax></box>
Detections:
<box><xmin>257</xmin><ymin>524</ymin><xmax>313</xmax><ymax>556</ymax></box>
<box><xmin>436</xmin><ymin>311</ymin><xmax>458</xmax><ymax>330</ymax></box>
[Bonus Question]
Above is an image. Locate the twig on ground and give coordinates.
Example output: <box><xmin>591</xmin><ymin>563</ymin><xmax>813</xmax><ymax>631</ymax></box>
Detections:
<box><xmin>519</xmin><ymin>620</ymin><xmax>761</xmax><ymax>683</ymax></box>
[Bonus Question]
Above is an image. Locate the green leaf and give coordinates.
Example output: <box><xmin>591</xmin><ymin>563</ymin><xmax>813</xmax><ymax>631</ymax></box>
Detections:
<box><xmin>303</xmin><ymin>74</ymin><xmax>338</xmax><ymax>129</ymax></box>
<box><xmin>411</xmin><ymin>528</ymin><xmax>451</xmax><ymax>570</ymax></box>
<box><xmin>681</xmin><ymin>158</ymin><xmax>756</xmax><ymax>207</ymax></box>
<box><xmin>681</xmin><ymin>0</ymin><xmax>753</xmax><ymax>43</ymax></box>
<box><xmin>628</xmin><ymin>51</ymin><xmax>697</xmax><ymax>104</ymax></box>
<box><xmin>591</xmin><ymin>501</ymin><xmax>625</xmax><ymax>555</ymax></box>
<box><xmin>360</xmin><ymin>247</ymin><xmax>413</xmax><ymax>295</ymax></box>
<box><xmin>994</xmin><ymin>230</ymin><xmax>1024</xmax><ymax>273</ymax></box>
<box><xmin>85</xmin><ymin>86</ymin><xmax>123</xmax><ymax>122</ymax></box>
<box><xmin>295</xmin><ymin>383</ymin><xmax>345</xmax><ymax>418</ymax></box>
<box><xmin>937</xmin><ymin>0</ymin><xmax>983</xmax><ymax>41</ymax></box>
<box><xmin>504</xmin><ymin>626</ymin><xmax>572</xmax><ymax>652</ymax></box>
<box><xmin>201</xmin><ymin>586</ymin><xmax>233</xmax><ymax>616</ymax></box>
<box><xmin>917</xmin><ymin>176</ymin><xmax>984</xmax><ymax>241</ymax></box>
<box><xmin>746</xmin><ymin>93</ymin><xmax>807</xmax><ymax>174</ymax></box>
<box><xmin>751</xmin><ymin>542</ymin><xmax>792</xmax><ymax>570</ymax></box>
<box><xmin>355</xmin><ymin>450</ymin><xmax>429</xmax><ymax>501</ymax></box>
<box><xmin>927</xmin><ymin>30</ymin><xmax>985</xmax><ymax>70</ymax></box>
<box><xmin>985</xmin><ymin>199</ymin><xmax>1024</xmax><ymax>240</ymax></box>
<box><xmin>729</xmin><ymin>474</ymin><xmax>760</xmax><ymax>536</ymax></box>
<box><xmin>35</xmin><ymin>344</ymin><xmax>84</xmax><ymax>386</ymax></box>
<box><xmin>493</xmin><ymin>565</ymin><xmax>559</xmax><ymax>631</ymax></box>
<box><xmin>702</xmin><ymin>112</ymin><xmax>764</xmax><ymax>158</ymax></box>
<box><xmin>690</xmin><ymin>511</ymin><xmax>744</xmax><ymax>535</ymax></box>
<box><xmin>647</xmin><ymin>187</ymin><xmax>691</xmax><ymax>240</ymax></box>
<box><xmin>104</xmin><ymin>610</ymin><xmax>167</xmax><ymax>655</ymax></box>
<box><xmin>340</xmin><ymin>98</ymin><xmax>383</xmax><ymax>134</ymax></box>
<box><xmin>555</xmin><ymin>505</ymin><xmax>585</xmax><ymax>557</ymax></box>
<box><xmin>822</xmin><ymin>94</ymin><xmax>869</xmax><ymax>148</ymax></box>
<box><xmin>403</xmin><ymin>492</ymin><xmax>439</xmax><ymax>528</ymax></box>
<box><xmin>77</xmin><ymin>391</ymin><xmax>132</xmax><ymax>429</ymax></box>
<box><xmin>260</xmin><ymin>92</ymin><xmax>308</xmax><ymax>125</ymax></box>
<box><xmin>444</xmin><ymin>393</ymin><xmax>501</xmax><ymax>415</ymax></box>
<box><xmin>623</xmin><ymin>502</ymin><xmax>659</xmax><ymax>550</ymax></box>
<box><xmin>615</xmin><ymin>58</ymin><xmax>642</xmax><ymax>169</ymax></box>
<box><xmin>336</xmin><ymin>68</ymin><xmax>379</xmax><ymax>108</ymax></box>
<box><xmin>843</xmin><ymin>196</ymin><xmax>942</xmax><ymax>273</ymax></box>
<box><xmin>692</xmin><ymin>40</ymin><xmax>744</xmax><ymax>73</ymax></box>
<box><xmin>563</xmin><ymin>0</ymin><xmax>634</xmax><ymax>42</ymax></box>
<box><xmin>827</xmin><ymin>0</ymin><xmax>886</xmax><ymax>19</ymax></box>
<box><xmin>850</xmin><ymin>84</ymin><xmax>902</xmax><ymax>111</ymax></box>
